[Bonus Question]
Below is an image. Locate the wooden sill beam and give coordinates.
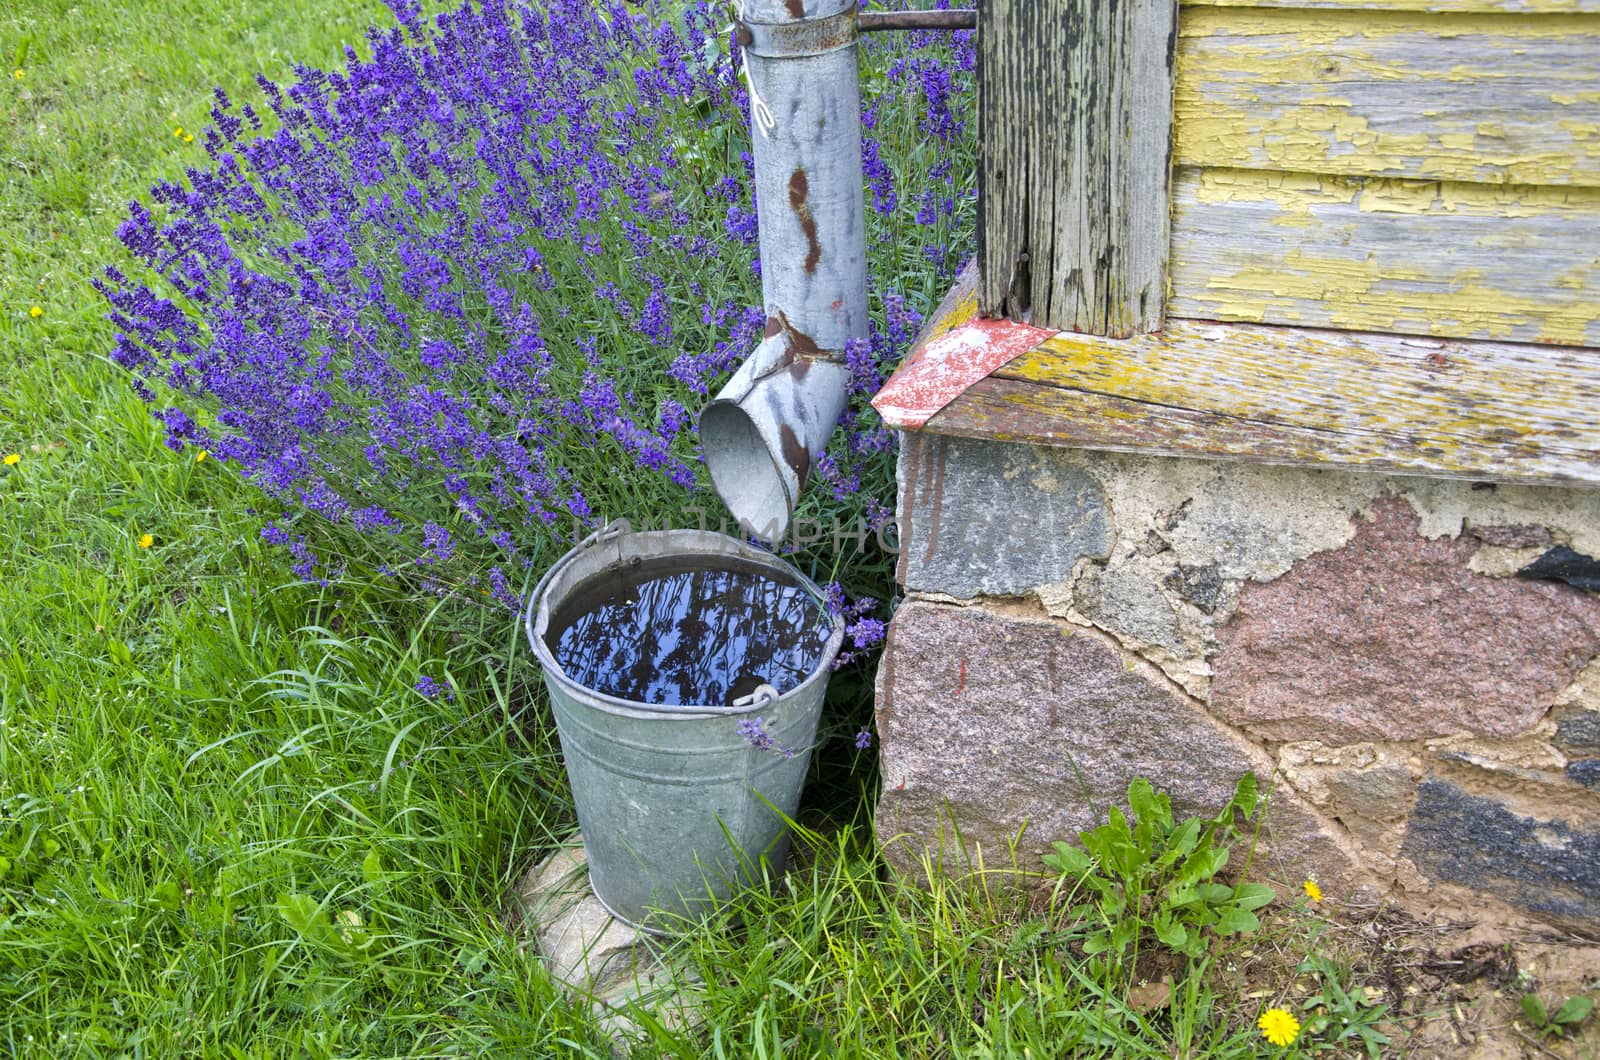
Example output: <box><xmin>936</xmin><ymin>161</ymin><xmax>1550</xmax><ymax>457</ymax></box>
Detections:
<box><xmin>873</xmin><ymin>267</ymin><xmax>1600</xmax><ymax>487</ymax></box>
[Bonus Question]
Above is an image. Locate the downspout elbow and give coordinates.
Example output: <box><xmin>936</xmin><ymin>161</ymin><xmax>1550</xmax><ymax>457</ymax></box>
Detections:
<box><xmin>701</xmin><ymin>335</ymin><xmax>850</xmax><ymax>543</ymax></box>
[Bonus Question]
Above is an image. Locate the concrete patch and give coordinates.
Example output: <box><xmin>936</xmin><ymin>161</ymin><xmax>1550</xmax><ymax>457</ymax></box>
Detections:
<box><xmin>1399</xmin><ymin>477</ymin><xmax>1600</xmax><ymax>559</ymax></box>
<box><xmin>1068</xmin><ymin>452</ymin><xmax>1378</xmax><ymax>583</ymax></box>
<box><xmin>1074</xmin><ymin>556</ymin><xmax>1186</xmax><ymax>656</ymax></box>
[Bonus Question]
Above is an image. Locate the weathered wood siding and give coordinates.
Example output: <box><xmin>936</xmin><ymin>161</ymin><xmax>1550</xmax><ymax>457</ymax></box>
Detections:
<box><xmin>1169</xmin><ymin>2</ymin><xmax>1600</xmax><ymax>344</ymax></box>
<box><xmin>1171</xmin><ymin>170</ymin><xmax>1600</xmax><ymax>345</ymax></box>
<box><xmin>1176</xmin><ymin>9</ymin><xmax>1600</xmax><ymax>187</ymax></box>
<box><xmin>976</xmin><ymin>0</ymin><xmax>1176</xmax><ymax>335</ymax></box>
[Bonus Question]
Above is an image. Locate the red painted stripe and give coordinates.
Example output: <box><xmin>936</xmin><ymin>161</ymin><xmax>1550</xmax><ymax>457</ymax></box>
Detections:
<box><xmin>871</xmin><ymin>316</ymin><xmax>1056</xmax><ymax>429</ymax></box>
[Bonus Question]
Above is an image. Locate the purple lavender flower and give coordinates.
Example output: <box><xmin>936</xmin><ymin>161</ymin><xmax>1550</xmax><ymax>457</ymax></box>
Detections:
<box><xmin>854</xmin><ymin>728</ymin><xmax>873</xmax><ymax>750</ymax></box>
<box><xmin>98</xmin><ymin>0</ymin><xmax>975</xmax><ymax>716</ymax></box>
<box><xmin>737</xmin><ymin>717</ymin><xmax>795</xmax><ymax>759</ymax></box>
<box><xmin>415</xmin><ymin>675</ymin><xmax>450</xmax><ymax>700</ymax></box>
<box><xmin>846</xmin><ymin>617</ymin><xmax>886</xmax><ymax>651</ymax></box>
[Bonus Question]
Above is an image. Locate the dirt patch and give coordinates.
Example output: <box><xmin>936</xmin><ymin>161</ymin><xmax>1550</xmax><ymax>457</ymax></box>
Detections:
<box><xmin>1224</xmin><ymin>901</ymin><xmax>1600</xmax><ymax>1057</ymax></box>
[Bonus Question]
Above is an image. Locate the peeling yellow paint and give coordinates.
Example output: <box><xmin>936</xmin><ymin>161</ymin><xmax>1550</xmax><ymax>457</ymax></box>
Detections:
<box><xmin>1179</xmin><ymin>7</ymin><xmax>1596</xmax><ymax>42</ymax></box>
<box><xmin>1555</xmin><ymin>264</ymin><xmax>1595</xmax><ymax>291</ymax></box>
<box><xmin>975</xmin><ymin>318</ymin><xmax>1600</xmax><ymax>487</ymax></box>
<box><xmin>930</xmin><ymin>282</ymin><xmax>979</xmax><ymax>340</ymax></box>
<box><xmin>1175</xmin><ymin>7</ymin><xmax>1600</xmax><ymax>186</ymax></box>
<box><xmin>1172</xmin><ymin>169</ymin><xmax>1600</xmax><ymax>345</ymax></box>
<box><xmin>1358</xmin><ymin>179</ymin><xmax>1445</xmax><ymax>212</ymax></box>
<box><xmin>1185</xmin><ymin>0</ymin><xmax>1599</xmax><ymax>13</ymax></box>
<box><xmin>1195</xmin><ymin>169</ymin><xmax>1358</xmax><ymax>208</ymax></box>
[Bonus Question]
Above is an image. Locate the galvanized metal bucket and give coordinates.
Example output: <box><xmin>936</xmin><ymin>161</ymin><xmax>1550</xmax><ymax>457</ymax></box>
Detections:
<box><xmin>525</xmin><ymin>520</ymin><xmax>844</xmax><ymax>931</ymax></box>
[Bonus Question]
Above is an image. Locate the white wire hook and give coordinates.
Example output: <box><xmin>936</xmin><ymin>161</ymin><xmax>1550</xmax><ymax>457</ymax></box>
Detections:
<box><xmin>735</xmin><ymin>0</ymin><xmax>778</xmax><ymax>139</ymax></box>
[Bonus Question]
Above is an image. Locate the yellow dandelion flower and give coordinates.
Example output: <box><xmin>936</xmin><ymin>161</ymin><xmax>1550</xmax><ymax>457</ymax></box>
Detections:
<box><xmin>183</xmin><ymin>133</ymin><xmax>194</xmax><ymax>143</ymax></box>
<box><xmin>12</xmin><ymin>68</ymin><xmax>23</xmax><ymax>80</ymax></box>
<box><xmin>196</xmin><ymin>449</ymin><xmax>208</xmax><ymax>463</ymax></box>
<box><xmin>29</xmin><ymin>305</ymin><xmax>42</xmax><ymax>318</ymax></box>
<box><xmin>173</xmin><ymin>126</ymin><xmax>184</xmax><ymax>138</ymax></box>
<box><xmin>1303</xmin><ymin>879</ymin><xmax>1322</xmax><ymax>903</ymax></box>
<box><xmin>137</xmin><ymin>533</ymin><xmax>154</xmax><ymax>549</ymax></box>
<box><xmin>1258</xmin><ymin>1008</ymin><xmax>1300</xmax><ymax>1048</ymax></box>
<box><xmin>3</xmin><ymin>453</ymin><xmax>19</xmax><ymax>466</ymax></box>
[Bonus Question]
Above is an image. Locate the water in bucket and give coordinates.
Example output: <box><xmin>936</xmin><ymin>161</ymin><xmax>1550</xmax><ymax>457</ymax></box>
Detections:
<box><xmin>545</xmin><ymin>556</ymin><xmax>833</xmax><ymax>706</ymax></box>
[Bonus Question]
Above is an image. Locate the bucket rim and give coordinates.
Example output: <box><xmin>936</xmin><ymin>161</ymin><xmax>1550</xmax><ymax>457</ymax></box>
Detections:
<box><xmin>525</xmin><ymin>522</ymin><xmax>846</xmax><ymax>719</ymax></box>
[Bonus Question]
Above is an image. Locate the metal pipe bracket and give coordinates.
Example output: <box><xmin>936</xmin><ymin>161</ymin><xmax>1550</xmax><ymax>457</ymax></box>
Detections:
<box><xmin>736</xmin><ymin>3</ymin><xmax>859</xmax><ymax>58</ymax></box>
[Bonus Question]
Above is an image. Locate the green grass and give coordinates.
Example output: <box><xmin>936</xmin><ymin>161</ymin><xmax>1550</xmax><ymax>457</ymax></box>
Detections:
<box><xmin>0</xmin><ymin>0</ymin><xmax>1343</xmax><ymax>1054</ymax></box>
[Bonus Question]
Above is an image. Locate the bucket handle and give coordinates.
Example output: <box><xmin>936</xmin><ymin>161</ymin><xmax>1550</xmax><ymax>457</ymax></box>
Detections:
<box><xmin>574</xmin><ymin>518</ymin><xmax>631</xmax><ymax>552</ymax></box>
<box><xmin>730</xmin><ymin>683</ymin><xmax>780</xmax><ymax>709</ymax></box>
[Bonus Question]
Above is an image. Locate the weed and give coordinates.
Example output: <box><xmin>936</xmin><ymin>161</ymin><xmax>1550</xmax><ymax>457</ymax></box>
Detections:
<box><xmin>1042</xmin><ymin>773</ymin><xmax>1274</xmax><ymax>982</ymax></box>
<box><xmin>1520</xmin><ymin>989</ymin><xmax>1595</xmax><ymax>1040</ymax></box>
<box><xmin>1297</xmin><ymin>954</ymin><xmax>1392</xmax><ymax>1057</ymax></box>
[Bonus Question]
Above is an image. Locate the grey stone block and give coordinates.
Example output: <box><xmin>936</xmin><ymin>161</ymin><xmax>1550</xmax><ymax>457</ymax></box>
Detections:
<box><xmin>1400</xmin><ymin>779</ymin><xmax>1600</xmax><ymax>922</ymax></box>
<box><xmin>898</xmin><ymin>434</ymin><xmax>1111</xmax><ymax>598</ymax></box>
<box><xmin>1556</xmin><ymin>711</ymin><xmax>1600</xmax><ymax>751</ymax></box>
<box><xmin>1568</xmin><ymin>760</ymin><xmax>1600</xmax><ymax>789</ymax></box>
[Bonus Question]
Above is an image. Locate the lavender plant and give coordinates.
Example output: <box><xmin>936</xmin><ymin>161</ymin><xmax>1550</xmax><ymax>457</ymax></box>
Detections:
<box><xmin>97</xmin><ymin>0</ymin><xmax>973</xmax><ymax>675</ymax></box>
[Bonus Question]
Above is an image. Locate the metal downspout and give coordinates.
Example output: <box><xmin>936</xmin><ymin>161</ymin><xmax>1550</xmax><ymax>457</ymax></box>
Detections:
<box><xmin>698</xmin><ymin>0</ymin><xmax>869</xmax><ymax>544</ymax></box>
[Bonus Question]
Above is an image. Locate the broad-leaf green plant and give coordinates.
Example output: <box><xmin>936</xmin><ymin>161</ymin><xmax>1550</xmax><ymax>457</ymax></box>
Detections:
<box><xmin>1520</xmin><ymin>990</ymin><xmax>1595</xmax><ymax>1040</ymax></box>
<box><xmin>1041</xmin><ymin>773</ymin><xmax>1274</xmax><ymax>976</ymax></box>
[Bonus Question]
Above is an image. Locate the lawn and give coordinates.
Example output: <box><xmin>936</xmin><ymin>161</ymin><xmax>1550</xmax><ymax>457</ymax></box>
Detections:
<box><xmin>1</xmin><ymin>0</ymin><xmax>1348</xmax><ymax>1055</ymax></box>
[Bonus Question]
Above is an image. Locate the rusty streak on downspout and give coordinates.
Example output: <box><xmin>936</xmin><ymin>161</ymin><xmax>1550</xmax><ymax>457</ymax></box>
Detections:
<box><xmin>698</xmin><ymin>0</ymin><xmax>869</xmax><ymax>544</ymax></box>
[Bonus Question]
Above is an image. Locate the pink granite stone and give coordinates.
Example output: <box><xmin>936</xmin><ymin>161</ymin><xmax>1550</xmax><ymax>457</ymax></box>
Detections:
<box><xmin>1211</xmin><ymin>497</ymin><xmax>1600</xmax><ymax>744</ymax></box>
<box><xmin>875</xmin><ymin>599</ymin><xmax>1364</xmax><ymax>896</ymax></box>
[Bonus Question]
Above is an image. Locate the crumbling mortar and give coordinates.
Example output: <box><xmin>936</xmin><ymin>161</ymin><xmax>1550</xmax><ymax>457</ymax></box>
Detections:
<box><xmin>1428</xmin><ymin>756</ymin><xmax>1600</xmax><ymax>829</ymax></box>
<box><xmin>1037</xmin><ymin>543</ymin><xmax>1220</xmax><ymax>699</ymax></box>
<box><xmin>1041</xmin><ymin>611</ymin><xmax>1383</xmax><ymax>894</ymax></box>
<box><xmin>1276</xmin><ymin>740</ymin><xmax>1424</xmax><ymax>861</ymax></box>
<box><xmin>899</xmin><ymin>589</ymin><xmax>989</xmax><ymax>608</ymax></box>
<box><xmin>1050</xmin><ymin>444</ymin><xmax>1600</xmax><ymax>585</ymax></box>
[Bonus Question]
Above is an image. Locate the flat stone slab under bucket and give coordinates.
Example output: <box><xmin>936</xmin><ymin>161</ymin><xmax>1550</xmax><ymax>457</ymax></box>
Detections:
<box><xmin>507</xmin><ymin>842</ymin><xmax>705</xmax><ymax>1048</ymax></box>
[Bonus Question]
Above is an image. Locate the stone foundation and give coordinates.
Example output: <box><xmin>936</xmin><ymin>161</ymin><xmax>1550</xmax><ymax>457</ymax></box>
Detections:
<box><xmin>877</xmin><ymin>435</ymin><xmax>1600</xmax><ymax>928</ymax></box>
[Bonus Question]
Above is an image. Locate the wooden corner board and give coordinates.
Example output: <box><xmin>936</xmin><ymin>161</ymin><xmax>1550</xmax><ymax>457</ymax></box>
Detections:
<box><xmin>872</xmin><ymin>267</ymin><xmax>1600</xmax><ymax>488</ymax></box>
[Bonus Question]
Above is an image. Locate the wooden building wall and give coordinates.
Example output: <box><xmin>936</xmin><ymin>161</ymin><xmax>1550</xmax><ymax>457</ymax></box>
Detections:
<box><xmin>1168</xmin><ymin>0</ymin><xmax>1600</xmax><ymax>346</ymax></box>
